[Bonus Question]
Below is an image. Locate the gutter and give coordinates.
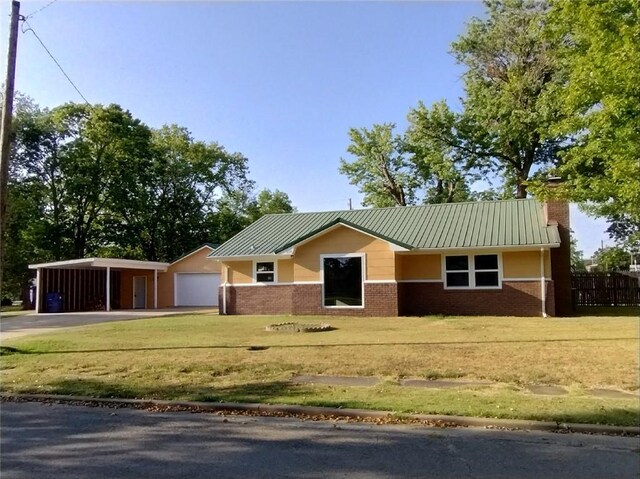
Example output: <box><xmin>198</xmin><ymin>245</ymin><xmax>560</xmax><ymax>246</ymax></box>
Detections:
<box><xmin>2</xmin><ymin>393</ymin><xmax>637</xmax><ymax>437</ymax></box>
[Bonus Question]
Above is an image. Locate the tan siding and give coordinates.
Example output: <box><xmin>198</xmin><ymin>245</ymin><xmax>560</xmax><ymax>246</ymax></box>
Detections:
<box><xmin>225</xmin><ymin>261</ymin><xmax>254</xmax><ymax>284</ymax></box>
<box><xmin>157</xmin><ymin>272</ymin><xmax>172</xmax><ymax>308</ymax></box>
<box><xmin>169</xmin><ymin>247</ymin><xmax>220</xmax><ymax>273</ymax></box>
<box><xmin>278</xmin><ymin>259</ymin><xmax>294</xmax><ymax>283</ymax></box>
<box><xmin>503</xmin><ymin>250</ymin><xmax>551</xmax><ymax>278</ymax></box>
<box><xmin>397</xmin><ymin>254</ymin><xmax>441</xmax><ymax>280</ymax></box>
<box><xmin>120</xmin><ymin>269</ymin><xmax>156</xmax><ymax>309</ymax></box>
<box><xmin>293</xmin><ymin>226</ymin><xmax>395</xmax><ymax>282</ymax></box>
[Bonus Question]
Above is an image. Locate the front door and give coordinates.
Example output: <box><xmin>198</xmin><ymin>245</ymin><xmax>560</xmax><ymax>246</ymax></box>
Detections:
<box><xmin>133</xmin><ymin>276</ymin><xmax>146</xmax><ymax>309</ymax></box>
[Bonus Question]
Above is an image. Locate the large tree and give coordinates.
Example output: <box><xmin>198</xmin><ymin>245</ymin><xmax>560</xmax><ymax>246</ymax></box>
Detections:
<box><xmin>12</xmin><ymin>103</ymin><xmax>153</xmax><ymax>259</ymax></box>
<box><xmin>112</xmin><ymin>124</ymin><xmax>252</xmax><ymax>262</ymax></box>
<box><xmin>339</xmin><ymin>124</ymin><xmax>415</xmax><ymax>207</ymax></box>
<box><xmin>405</xmin><ymin>101</ymin><xmax>473</xmax><ymax>204</ymax></box>
<box><xmin>448</xmin><ymin>0</ymin><xmax>565</xmax><ymax>198</ymax></box>
<box><xmin>544</xmin><ymin>0</ymin><xmax>640</xmax><ymax>223</ymax></box>
<box><xmin>5</xmin><ymin>100</ymin><xmax>259</xmax><ymax>298</ymax></box>
<box><xmin>339</xmin><ymin>121</ymin><xmax>472</xmax><ymax>207</ymax></box>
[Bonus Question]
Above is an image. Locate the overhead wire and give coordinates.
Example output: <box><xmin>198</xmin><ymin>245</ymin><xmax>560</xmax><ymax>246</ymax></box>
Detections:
<box><xmin>21</xmin><ymin>19</ymin><xmax>91</xmax><ymax>105</ymax></box>
<box><xmin>24</xmin><ymin>0</ymin><xmax>60</xmax><ymax>20</ymax></box>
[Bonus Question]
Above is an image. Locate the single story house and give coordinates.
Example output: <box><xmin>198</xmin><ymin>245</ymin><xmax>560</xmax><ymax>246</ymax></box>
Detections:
<box><xmin>29</xmin><ymin>244</ymin><xmax>221</xmax><ymax>313</ymax></box>
<box><xmin>211</xmin><ymin>199</ymin><xmax>572</xmax><ymax>317</ymax></box>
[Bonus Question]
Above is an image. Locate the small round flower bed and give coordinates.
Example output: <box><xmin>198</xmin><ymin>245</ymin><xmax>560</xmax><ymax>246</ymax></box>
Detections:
<box><xmin>265</xmin><ymin>322</ymin><xmax>334</xmax><ymax>333</ymax></box>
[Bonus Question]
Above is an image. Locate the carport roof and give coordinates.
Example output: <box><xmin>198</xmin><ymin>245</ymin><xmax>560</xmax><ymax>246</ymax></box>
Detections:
<box><xmin>28</xmin><ymin>258</ymin><xmax>170</xmax><ymax>271</ymax></box>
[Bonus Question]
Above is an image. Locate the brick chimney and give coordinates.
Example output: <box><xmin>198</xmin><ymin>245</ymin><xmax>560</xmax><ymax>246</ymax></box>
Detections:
<box><xmin>543</xmin><ymin>177</ymin><xmax>572</xmax><ymax>316</ymax></box>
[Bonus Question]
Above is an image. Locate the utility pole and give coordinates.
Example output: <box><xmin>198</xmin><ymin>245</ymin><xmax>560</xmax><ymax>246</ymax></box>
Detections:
<box><xmin>0</xmin><ymin>1</ymin><xmax>21</xmax><ymax>295</ymax></box>
<box><xmin>348</xmin><ymin>198</ymin><xmax>352</xmax><ymax>210</ymax></box>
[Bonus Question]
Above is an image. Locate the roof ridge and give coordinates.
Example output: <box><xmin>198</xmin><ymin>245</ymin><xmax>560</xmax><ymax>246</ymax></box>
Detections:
<box><xmin>261</xmin><ymin>198</ymin><xmax>539</xmax><ymax>218</ymax></box>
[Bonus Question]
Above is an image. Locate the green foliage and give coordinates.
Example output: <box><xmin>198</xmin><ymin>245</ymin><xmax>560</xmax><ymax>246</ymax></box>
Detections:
<box><xmin>339</xmin><ymin>119</ymin><xmax>473</xmax><ymax>207</ymax></box>
<box><xmin>4</xmin><ymin>99</ymin><xmax>286</xmax><ymax>295</ymax></box>
<box><xmin>339</xmin><ymin>124</ymin><xmax>415</xmax><ymax>207</ymax></box>
<box><xmin>111</xmin><ymin>124</ymin><xmax>252</xmax><ymax>261</ymax></box>
<box><xmin>544</xmin><ymin>0</ymin><xmax>640</xmax><ymax>222</ymax></box>
<box><xmin>569</xmin><ymin>230</ymin><xmax>586</xmax><ymax>272</ymax></box>
<box><xmin>12</xmin><ymin>102</ymin><xmax>153</xmax><ymax>259</ymax></box>
<box><xmin>592</xmin><ymin>247</ymin><xmax>631</xmax><ymax>272</ymax></box>
<box><xmin>214</xmin><ymin>187</ymin><xmax>296</xmax><ymax>236</ymax></box>
<box><xmin>405</xmin><ymin>101</ymin><xmax>473</xmax><ymax>204</ymax></box>
<box><xmin>450</xmin><ymin>0</ymin><xmax>565</xmax><ymax>198</ymax></box>
<box><xmin>252</xmin><ymin>189</ymin><xmax>296</xmax><ymax>219</ymax></box>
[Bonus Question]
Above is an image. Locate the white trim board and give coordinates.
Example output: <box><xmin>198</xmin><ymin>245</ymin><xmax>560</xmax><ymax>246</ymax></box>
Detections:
<box><xmin>503</xmin><ymin>277</ymin><xmax>551</xmax><ymax>282</ymax></box>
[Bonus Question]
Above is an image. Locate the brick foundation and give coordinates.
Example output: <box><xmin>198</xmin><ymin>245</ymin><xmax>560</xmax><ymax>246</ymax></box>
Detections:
<box><xmin>220</xmin><ymin>280</ymin><xmax>553</xmax><ymax>317</ymax></box>
<box><xmin>219</xmin><ymin>284</ymin><xmax>294</xmax><ymax>315</ymax></box>
<box><xmin>220</xmin><ymin>282</ymin><xmax>398</xmax><ymax>316</ymax></box>
<box><xmin>399</xmin><ymin>281</ymin><xmax>555</xmax><ymax>317</ymax></box>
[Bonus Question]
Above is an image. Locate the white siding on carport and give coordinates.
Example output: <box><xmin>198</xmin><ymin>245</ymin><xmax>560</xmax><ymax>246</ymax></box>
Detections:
<box><xmin>175</xmin><ymin>273</ymin><xmax>220</xmax><ymax>306</ymax></box>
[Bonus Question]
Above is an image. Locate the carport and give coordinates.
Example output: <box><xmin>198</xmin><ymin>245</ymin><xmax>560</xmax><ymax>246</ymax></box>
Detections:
<box><xmin>29</xmin><ymin>258</ymin><xmax>170</xmax><ymax>313</ymax></box>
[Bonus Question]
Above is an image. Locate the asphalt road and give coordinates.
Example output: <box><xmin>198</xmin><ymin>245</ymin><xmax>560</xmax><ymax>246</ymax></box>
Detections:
<box><xmin>0</xmin><ymin>309</ymin><xmax>213</xmax><ymax>339</ymax></box>
<box><xmin>1</xmin><ymin>401</ymin><xmax>639</xmax><ymax>479</ymax></box>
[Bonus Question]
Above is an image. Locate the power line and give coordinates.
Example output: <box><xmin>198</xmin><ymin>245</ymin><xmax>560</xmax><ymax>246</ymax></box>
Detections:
<box><xmin>24</xmin><ymin>0</ymin><xmax>60</xmax><ymax>20</ymax></box>
<box><xmin>21</xmin><ymin>19</ymin><xmax>90</xmax><ymax>105</ymax></box>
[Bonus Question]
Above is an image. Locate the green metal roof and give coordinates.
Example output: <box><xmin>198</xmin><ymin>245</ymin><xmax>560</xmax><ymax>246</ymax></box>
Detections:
<box><xmin>209</xmin><ymin>199</ymin><xmax>561</xmax><ymax>258</ymax></box>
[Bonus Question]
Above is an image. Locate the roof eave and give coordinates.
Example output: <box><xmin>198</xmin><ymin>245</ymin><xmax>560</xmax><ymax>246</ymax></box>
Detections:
<box><xmin>210</xmin><ymin>253</ymin><xmax>293</xmax><ymax>262</ymax></box>
<box><xmin>401</xmin><ymin>243</ymin><xmax>561</xmax><ymax>254</ymax></box>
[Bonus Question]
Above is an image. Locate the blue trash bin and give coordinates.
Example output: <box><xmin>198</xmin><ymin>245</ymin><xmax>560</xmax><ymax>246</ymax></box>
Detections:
<box><xmin>46</xmin><ymin>292</ymin><xmax>63</xmax><ymax>313</ymax></box>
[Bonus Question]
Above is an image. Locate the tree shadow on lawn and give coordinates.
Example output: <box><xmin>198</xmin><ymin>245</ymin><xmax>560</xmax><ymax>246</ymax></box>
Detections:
<box><xmin>4</xmin><ymin>336</ymin><xmax>638</xmax><ymax>356</ymax></box>
<box><xmin>39</xmin><ymin>377</ymin><xmax>314</xmax><ymax>405</ymax></box>
<box><xmin>573</xmin><ymin>307</ymin><xmax>640</xmax><ymax>317</ymax></box>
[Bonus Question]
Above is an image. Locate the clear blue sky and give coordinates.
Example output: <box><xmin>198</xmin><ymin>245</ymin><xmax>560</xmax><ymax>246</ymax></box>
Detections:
<box><xmin>1</xmin><ymin>0</ymin><xmax>610</xmax><ymax>256</ymax></box>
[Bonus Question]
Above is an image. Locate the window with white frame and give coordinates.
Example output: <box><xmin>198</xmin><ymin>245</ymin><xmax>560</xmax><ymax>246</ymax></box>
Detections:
<box><xmin>255</xmin><ymin>262</ymin><xmax>275</xmax><ymax>283</ymax></box>
<box><xmin>444</xmin><ymin>254</ymin><xmax>500</xmax><ymax>288</ymax></box>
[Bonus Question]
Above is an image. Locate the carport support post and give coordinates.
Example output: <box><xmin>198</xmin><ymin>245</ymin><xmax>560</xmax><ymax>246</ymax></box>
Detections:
<box><xmin>106</xmin><ymin>266</ymin><xmax>111</xmax><ymax>312</ymax></box>
<box><xmin>154</xmin><ymin>269</ymin><xmax>158</xmax><ymax>309</ymax></box>
<box><xmin>35</xmin><ymin>268</ymin><xmax>41</xmax><ymax>313</ymax></box>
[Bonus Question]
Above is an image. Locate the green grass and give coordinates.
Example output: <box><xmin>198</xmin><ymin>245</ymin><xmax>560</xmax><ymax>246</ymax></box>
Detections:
<box><xmin>1</xmin><ymin>314</ymin><xmax>639</xmax><ymax>426</ymax></box>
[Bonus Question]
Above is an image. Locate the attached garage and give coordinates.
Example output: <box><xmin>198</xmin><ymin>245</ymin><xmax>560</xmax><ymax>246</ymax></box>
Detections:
<box><xmin>175</xmin><ymin>273</ymin><xmax>220</xmax><ymax>306</ymax></box>
<box><xmin>29</xmin><ymin>244</ymin><xmax>221</xmax><ymax>313</ymax></box>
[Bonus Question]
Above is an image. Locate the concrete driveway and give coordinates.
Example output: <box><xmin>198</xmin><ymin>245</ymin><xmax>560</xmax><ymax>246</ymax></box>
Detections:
<box><xmin>0</xmin><ymin>308</ymin><xmax>215</xmax><ymax>340</ymax></box>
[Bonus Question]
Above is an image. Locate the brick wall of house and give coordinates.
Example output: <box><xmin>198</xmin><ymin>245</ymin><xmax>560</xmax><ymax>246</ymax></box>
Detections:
<box><xmin>220</xmin><ymin>282</ymin><xmax>398</xmax><ymax>316</ymax></box>
<box><xmin>398</xmin><ymin>280</ymin><xmax>555</xmax><ymax>317</ymax></box>
<box><xmin>220</xmin><ymin>285</ymin><xmax>294</xmax><ymax>315</ymax></box>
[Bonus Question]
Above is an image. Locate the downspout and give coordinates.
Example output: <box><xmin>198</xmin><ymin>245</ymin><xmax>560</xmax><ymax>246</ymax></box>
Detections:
<box><xmin>106</xmin><ymin>266</ymin><xmax>111</xmax><ymax>312</ymax></box>
<box><xmin>540</xmin><ymin>248</ymin><xmax>547</xmax><ymax>318</ymax></box>
<box><xmin>222</xmin><ymin>264</ymin><xmax>227</xmax><ymax>315</ymax></box>
<box><xmin>35</xmin><ymin>268</ymin><xmax>41</xmax><ymax>313</ymax></box>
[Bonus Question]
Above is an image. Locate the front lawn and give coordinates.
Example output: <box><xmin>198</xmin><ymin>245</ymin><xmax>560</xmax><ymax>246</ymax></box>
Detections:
<box><xmin>1</xmin><ymin>314</ymin><xmax>638</xmax><ymax>426</ymax></box>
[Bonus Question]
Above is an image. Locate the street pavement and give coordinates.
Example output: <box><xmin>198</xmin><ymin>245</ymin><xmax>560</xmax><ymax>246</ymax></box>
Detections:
<box><xmin>1</xmin><ymin>401</ymin><xmax>639</xmax><ymax>479</ymax></box>
<box><xmin>0</xmin><ymin>308</ymin><xmax>214</xmax><ymax>339</ymax></box>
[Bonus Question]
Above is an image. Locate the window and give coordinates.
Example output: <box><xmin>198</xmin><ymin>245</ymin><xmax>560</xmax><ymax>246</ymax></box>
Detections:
<box><xmin>255</xmin><ymin>262</ymin><xmax>275</xmax><ymax>283</ymax></box>
<box><xmin>322</xmin><ymin>255</ymin><xmax>363</xmax><ymax>307</ymax></box>
<box><xmin>445</xmin><ymin>254</ymin><xmax>500</xmax><ymax>289</ymax></box>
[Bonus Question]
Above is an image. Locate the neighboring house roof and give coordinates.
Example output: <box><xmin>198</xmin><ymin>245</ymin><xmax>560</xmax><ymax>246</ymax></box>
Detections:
<box><xmin>210</xmin><ymin>199</ymin><xmax>561</xmax><ymax>258</ymax></box>
<box><xmin>170</xmin><ymin>243</ymin><xmax>217</xmax><ymax>264</ymax></box>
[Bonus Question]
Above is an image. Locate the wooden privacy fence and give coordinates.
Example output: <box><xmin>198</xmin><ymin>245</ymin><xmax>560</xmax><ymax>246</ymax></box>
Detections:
<box><xmin>571</xmin><ymin>272</ymin><xmax>640</xmax><ymax>307</ymax></box>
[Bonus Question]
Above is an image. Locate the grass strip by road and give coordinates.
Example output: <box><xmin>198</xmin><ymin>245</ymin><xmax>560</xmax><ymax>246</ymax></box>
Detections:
<box><xmin>1</xmin><ymin>314</ymin><xmax>638</xmax><ymax>426</ymax></box>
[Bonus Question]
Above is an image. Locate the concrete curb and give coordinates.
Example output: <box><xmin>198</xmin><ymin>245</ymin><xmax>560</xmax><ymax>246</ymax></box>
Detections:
<box><xmin>2</xmin><ymin>392</ymin><xmax>638</xmax><ymax>436</ymax></box>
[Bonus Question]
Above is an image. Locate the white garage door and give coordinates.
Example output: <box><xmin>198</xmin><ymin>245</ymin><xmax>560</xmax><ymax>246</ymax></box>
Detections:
<box><xmin>175</xmin><ymin>273</ymin><xmax>220</xmax><ymax>307</ymax></box>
